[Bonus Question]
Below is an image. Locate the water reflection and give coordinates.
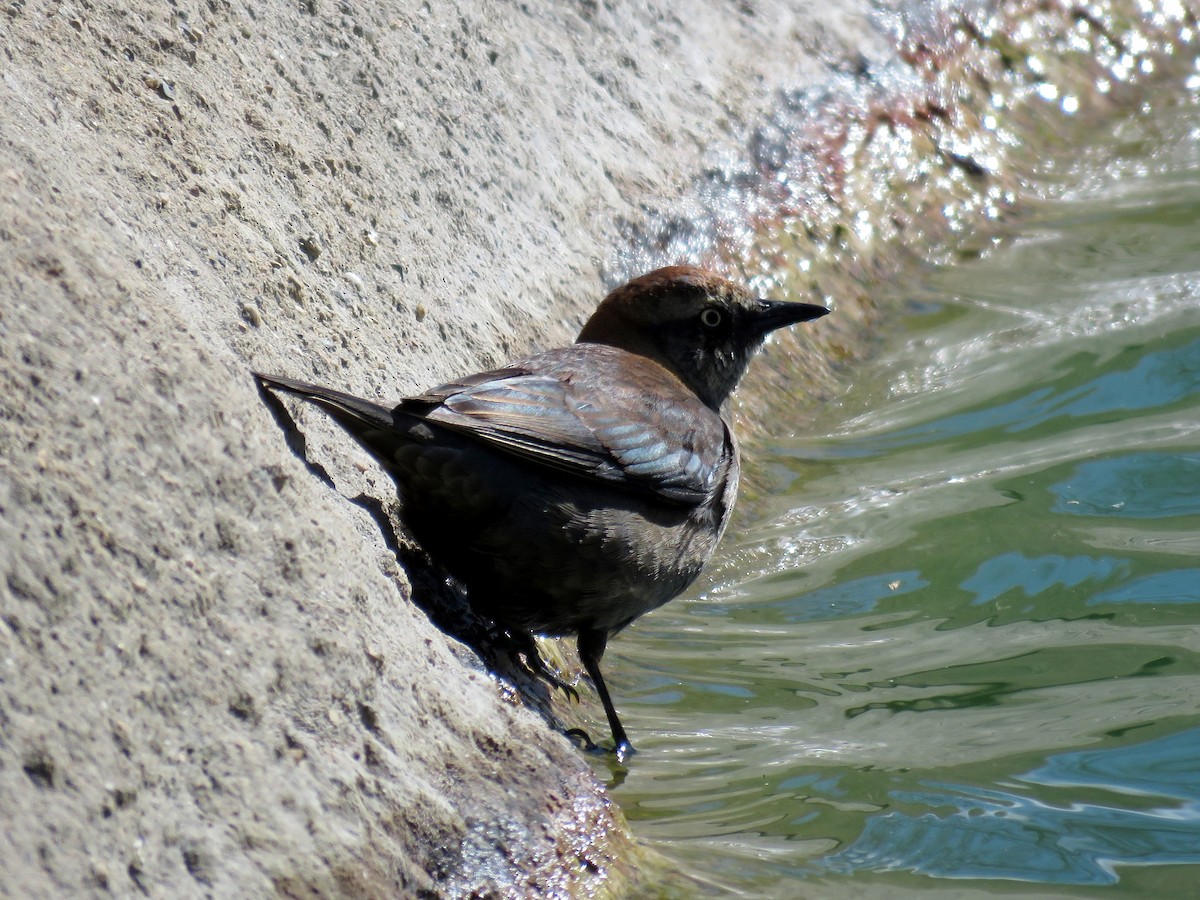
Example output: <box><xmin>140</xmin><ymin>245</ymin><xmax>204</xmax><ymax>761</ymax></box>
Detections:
<box><xmin>801</xmin><ymin>333</ymin><xmax>1200</xmax><ymax>457</ymax></box>
<box><xmin>612</xmin><ymin>93</ymin><xmax>1200</xmax><ymax>894</ymax></box>
<box><xmin>825</xmin><ymin>728</ymin><xmax>1200</xmax><ymax>885</ymax></box>
<box><xmin>719</xmin><ymin>571</ymin><xmax>927</xmax><ymax>623</ymax></box>
<box><xmin>1052</xmin><ymin>451</ymin><xmax>1200</xmax><ymax>518</ymax></box>
<box><xmin>1090</xmin><ymin>570</ymin><xmax>1200</xmax><ymax>606</ymax></box>
<box><xmin>961</xmin><ymin>552</ymin><xmax>1128</xmax><ymax>606</ymax></box>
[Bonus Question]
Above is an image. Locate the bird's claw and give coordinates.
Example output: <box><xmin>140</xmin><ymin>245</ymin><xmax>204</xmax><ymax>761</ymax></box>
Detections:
<box><xmin>565</xmin><ymin>728</ymin><xmax>635</xmax><ymax>761</ymax></box>
<box><xmin>506</xmin><ymin>633</ymin><xmax>580</xmax><ymax>701</ymax></box>
<box><xmin>565</xmin><ymin>727</ymin><xmax>598</xmax><ymax>751</ymax></box>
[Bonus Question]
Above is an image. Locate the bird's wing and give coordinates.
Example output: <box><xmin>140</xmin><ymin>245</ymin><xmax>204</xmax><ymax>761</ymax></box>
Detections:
<box><xmin>398</xmin><ymin>372</ymin><xmax>726</xmax><ymax>505</ymax></box>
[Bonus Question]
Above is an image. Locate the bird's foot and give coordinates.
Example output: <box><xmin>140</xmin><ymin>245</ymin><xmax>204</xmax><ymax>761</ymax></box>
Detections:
<box><xmin>503</xmin><ymin>632</ymin><xmax>580</xmax><ymax>702</ymax></box>
<box><xmin>565</xmin><ymin>727</ymin><xmax>598</xmax><ymax>751</ymax></box>
<box><xmin>524</xmin><ymin>654</ymin><xmax>581</xmax><ymax>703</ymax></box>
<box><xmin>565</xmin><ymin>728</ymin><xmax>635</xmax><ymax>762</ymax></box>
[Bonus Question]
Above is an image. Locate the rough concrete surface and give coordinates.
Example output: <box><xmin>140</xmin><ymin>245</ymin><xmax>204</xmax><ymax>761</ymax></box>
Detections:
<box><xmin>0</xmin><ymin>1</ymin><xmax>902</xmax><ymax>896</ymax></box>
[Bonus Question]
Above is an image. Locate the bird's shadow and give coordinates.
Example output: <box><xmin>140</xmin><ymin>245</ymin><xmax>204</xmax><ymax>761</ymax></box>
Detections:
<box><xmin>256</xmin><ymin>381</ymin><xmax>588</xmax><ymax>741</ymax></box>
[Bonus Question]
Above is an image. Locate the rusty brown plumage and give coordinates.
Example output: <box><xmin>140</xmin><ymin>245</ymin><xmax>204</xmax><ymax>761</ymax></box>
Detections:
<box><xmin>255</xmin><ymin>266</ymin><xmax>828</xmax><ymax>758</ymax></box>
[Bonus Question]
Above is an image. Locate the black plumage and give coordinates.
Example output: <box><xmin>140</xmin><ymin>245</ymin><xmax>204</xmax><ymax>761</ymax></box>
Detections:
<box><xmin>256</xmin><ymin>266</ymin><xmax>828</xmax><ymax>757</ymax></box>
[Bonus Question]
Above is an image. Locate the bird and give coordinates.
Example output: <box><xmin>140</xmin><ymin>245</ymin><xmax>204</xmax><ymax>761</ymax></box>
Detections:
<box><xmin>255</xmin><ymin>265</ymin><xmax>828</xmax><ymax>758</ymax></box>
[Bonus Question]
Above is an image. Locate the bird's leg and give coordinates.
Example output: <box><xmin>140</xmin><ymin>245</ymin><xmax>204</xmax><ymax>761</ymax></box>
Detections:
<box><xmin>576</xmin><ymin>627</ymin><xmax>634</xmax><ymax>760</ymax></box>
<box><xmin>508</xmin><ymin>631</ymin><xmax>579</xmax><ymax>702</ymax></box>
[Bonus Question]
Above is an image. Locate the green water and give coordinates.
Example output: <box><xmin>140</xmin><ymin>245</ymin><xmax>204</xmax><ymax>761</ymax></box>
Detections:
<box><xmin>608</xmin><ymin>99</ymin><xmax>1200</xmax><ymax>895</ymax></box>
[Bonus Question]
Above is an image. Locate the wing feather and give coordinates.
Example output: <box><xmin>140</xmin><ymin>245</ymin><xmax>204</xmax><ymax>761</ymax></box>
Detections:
<box><xmin>397</xmin><ymin>359</ymin><xmax>727</xmax><ymax>505</ymax></box>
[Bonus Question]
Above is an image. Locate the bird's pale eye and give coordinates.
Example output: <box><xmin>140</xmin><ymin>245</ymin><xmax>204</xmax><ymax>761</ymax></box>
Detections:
<box><xmin>699</xmin><ymin>308</ymin><xmax>723</xmax><ymax>328</ymax></box>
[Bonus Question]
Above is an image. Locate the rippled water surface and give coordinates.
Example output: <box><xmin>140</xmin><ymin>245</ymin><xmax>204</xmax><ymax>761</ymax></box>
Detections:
<box><xmin>607</xmin><ymin>98</ymin><xmax>1200</xmax><ymax>895</ymax></box>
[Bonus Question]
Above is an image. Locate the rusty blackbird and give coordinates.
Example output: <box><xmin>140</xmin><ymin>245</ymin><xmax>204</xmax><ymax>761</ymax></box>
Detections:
<box><xmin>255</xmin><ymin>266</ymin><xmax>828</xmax><ymax>757</ymax></box>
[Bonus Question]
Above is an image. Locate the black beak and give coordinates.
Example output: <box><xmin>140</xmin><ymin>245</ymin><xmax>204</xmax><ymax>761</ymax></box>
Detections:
<box><xmin>751</xmin><ymin>299</ymin><xmax>830</xmax><ymax>336</ymax></box>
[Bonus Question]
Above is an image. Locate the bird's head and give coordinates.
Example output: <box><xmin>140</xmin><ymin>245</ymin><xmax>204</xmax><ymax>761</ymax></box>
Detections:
<box><xmin>576</xmin><ymin>266</ymin><xmax>829</xmax><ymax>410</ymax></box>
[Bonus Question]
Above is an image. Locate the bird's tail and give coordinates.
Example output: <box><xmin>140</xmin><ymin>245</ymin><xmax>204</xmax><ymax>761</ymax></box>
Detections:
<box><xmin>253</xmin><ymin>371</ymin><xmax>398</xmax><ymax>445</ymax></box>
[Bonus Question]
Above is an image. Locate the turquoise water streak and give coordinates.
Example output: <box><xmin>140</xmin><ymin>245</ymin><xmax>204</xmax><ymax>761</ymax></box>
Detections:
<box><xmin>610</xmin><ymin>100</ymin><xmax>1200</xmax><ymax>894</ymax></box>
